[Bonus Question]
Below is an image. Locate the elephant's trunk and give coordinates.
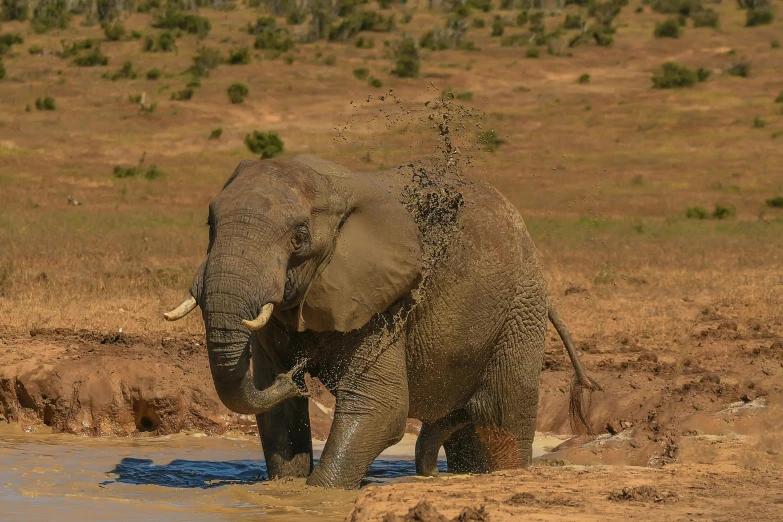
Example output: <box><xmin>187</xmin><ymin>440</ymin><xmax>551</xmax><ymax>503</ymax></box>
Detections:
<box><xmin>202</xmin><ymin>257</ymin><xmax>299</xmax><ymax>415</ymax></box>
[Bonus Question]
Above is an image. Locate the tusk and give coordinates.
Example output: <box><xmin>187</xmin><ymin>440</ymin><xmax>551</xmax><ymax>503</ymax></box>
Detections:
<box><xmin>163</xmin><ymin>296</ymin><xmax>197</xmax><ymax>321</ymax></box>
<box><xmin>242</xmin><ymin>303</ymin><xmax>274</xmax><ymax>331</ymax></box>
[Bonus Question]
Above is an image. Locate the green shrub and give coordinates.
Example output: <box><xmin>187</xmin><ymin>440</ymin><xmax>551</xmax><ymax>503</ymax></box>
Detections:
<box><xmin>727</xmin><ymin>59</ymin><xmax>751</xmax><ymax>77</ymax></box>
<box><xmin>491</xmin><ymin>15</ymin><xmax>504</xmax><ymax>36</ymax></box>
<box><xmin>525</xmin><ymin>45</ymin><xmax>539</xmax><ymax>58</ymax></box>
<box><xmin>31</xmin><ymin>0</ymin><xmax>70</xmax><ymax>33</ymax></box>
<box><xmin>109</xmin><ymin>60</ymin><xmax>136</xmax><ymax>80</ymax></box>
<box><xmin>649</xmin><ymin>0</ymin><xmax>701</xmax><ymax>15</ymax></box>
<box><xmin>577</xmin><ymin>73</ymin><xmax>590</xmax><ymax>84</ymax></box>
<box><xmin>746</xmin><ymin>9</ymin><xmax>772</xmax><ymax>26</ymax></box>
<box><xmin>253</xmin><ymin>27</ymin><xmax>294</xmax><ymax>54</ymax></box>
<box><xmin>696</xmin><ymin>67</ymin><xmax>711</xmax><ymax>82</ymax></box>
<box><xmin>353</xmin><ymin>67</ymin><xmax>369</xmax><ymax>79</ymax></box>
<box><xmin>130</xmin><ymin>30</ymin><xmax>142</xmax><ymax>39</ymax></box>
<box><xmin>368</xmin><ymin>75</ymin><xmax>382</xmax><ymax>87</ymax></box>
<box><xmin>472</xmin><ymin>17</ymin><xmax>485</xmax><ymax>28</ymax></box>
<box><xmin>72</xmin><ymin>47</ymin><xmax>109</xmax><ymax>66</ymax></box>
<box><xmin>146</xmin><ymin>67</ymin><xmax>161</xmax><ymax>80</ymax></box>
<box><xmin>563</xmin><ymin>13</ymin><xmax>583</xmax><ymax>29</ymax></box>
<box><xmin>328</xmin><ymin>10</ymin><xmax>396</xmax><ymax>42</ymax></box>
<box><xmin>516</xmin><ymin>10</ymin><xmax>528</xmax><ymax>26</ymax></box>
<box><xmin>228</xmin><ymin>46</ymin><xmax>250</xmax><ymax>65</ymax></box>
<box><xmin>356</xmin><ymin>36</ymin><xmax>375</xmax><ymax>48</ymax></box>
<box><xmin>28</xmin><ymin>44</ymin><xmax>43</xmax><ymax>55</ymax></box>
<box><xmin>654</xmin><ymin>17</ymin><xmax>681</xmax><ymax>38</ymax></box>
<box><xmin>477</xmin><ymin>129</ymin><xmax>503</xmax><ymax>152</ymax></box>
<box><xmin>227</xmin><ymin>82</ymin><xmax>248</xmax><ymax>104</ymax></box>
<box><xmin>752</xmin><ymin>116</ymin><xmax>766</xmax><ymax>128</ymax></box>
<box><xmin>245</xmin><ymin>130</ymin><xmax>284</xmax><ymax>158</ymax></box>
<box><xmin>1</xmin><ymin>0</ymin><xmax>29</xmax><ymax>21</ymax></box>
<box><xmin>0</xmin><ymin>59</ymin><xmax>4</xmax><ymax>80</ymax></box>
<box><xmin>113</xmin><ymin>164</ymin><xmax>164</xmax><ymax>179</ymax></box>
<box><xmin>772</xmin><ymin>39</ymin><xmax>781</xmax><ymax>49</ymax></box>
<box><xmin>712</xmin><ymin>204</ymin><xmax>735</xmax><ymax>219</ymax></box>
<box><xmin>652</xmin><ymin>62</ymin><xmax>710</xmax><ymax>88</ymax></box>
<box><xmin>391</xmin><ymin>35</ymin><xmax>419</xmax><ymax>78</ymax></box>
<box><xmin>692</xmin><ymin>8</ymin><xmax>719</xmax><ymax>27</ymax></box>
<box><xmin>774</xmin><ymin>91</ymin><xmax>783</xmax><ymax>104</ymax></box>
<box><xmin>59</xmin><ymin>38</ymin><xmax>98</xmax><ymax>58</ymax></box>
<box><xmin>103</xmin><ymin>21</ymin><xmax>126</xmax><ymax>41</ymax></box>
<box><xmin>128</xmin><ymin>93</ymin><xmax>142</xmax><ymax>103</ymax></box>
<box><xmin>35</xmin><ymin>95</ymin><xmax>56</xmax><ymax>110</ymax></box>
<box><xmin>685</xmin><ymin>206</ymin><xmax>708</xmax><ymax>219</ymax></box>
<box><xmin>153</xmin><ymin>6</ymin><xmax>211</xmax><ymax>37</ymax></box>
<box><xmin>190</xmin><ymin>46</ymin><xmax>221</xmax><ymax>77</ymax></box>
<box><xmin>170</xmin><ymin>87</ymin><xmax>194</xmax><ymax>101</ymax></box>
<box><xmin>766</xmin><ymin>196</ymin><xmax>783</xmax><ymax>208</ymax></box>
<box><xmin>0</xmin><ymin>33</ymin><xmax>23</xmax><ymax>55</ymax></box>
<box><xmin>209</xmin><ymin>128</ymin><xmax>222</xmax><ymax>139</ymax></box>
<box><xmin>456</xmin><ymin>90</ymin><xmax>473</xmax><ymax>101</ymax></box>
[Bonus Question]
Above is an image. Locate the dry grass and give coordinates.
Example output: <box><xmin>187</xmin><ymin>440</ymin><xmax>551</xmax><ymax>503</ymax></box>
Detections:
<box><xmin>0</xmin><ymin>1</ymin><xmax>781</xmax><ymax>347</ymax></box>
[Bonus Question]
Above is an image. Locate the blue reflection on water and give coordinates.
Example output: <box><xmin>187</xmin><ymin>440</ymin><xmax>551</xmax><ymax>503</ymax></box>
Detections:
<box><xmin>103</xmin><ymin>457</ymin><xmax>446</xmax><ymax>489</ymax></box>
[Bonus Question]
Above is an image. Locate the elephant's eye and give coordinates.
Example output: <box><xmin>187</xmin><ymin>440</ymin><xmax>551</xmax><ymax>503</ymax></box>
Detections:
<box><xmin>291</xmin><ymin>226</ymin><xmax>310</xmax><ymax>252</ymax></box>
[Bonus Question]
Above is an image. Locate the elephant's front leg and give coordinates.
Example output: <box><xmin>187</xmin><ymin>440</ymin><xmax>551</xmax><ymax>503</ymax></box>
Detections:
<box><xmin>252</xmin><ymin>333</ymin><xmax>313</xmax><ymax>479</ymax></box>
<box><xmin>307</xmin><ymin>339</ymin><xmax>408</xmax><ymax>489</ymax></box>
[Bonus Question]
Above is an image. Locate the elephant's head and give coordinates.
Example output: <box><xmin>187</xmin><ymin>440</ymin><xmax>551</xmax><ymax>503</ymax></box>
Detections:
<box><xmin>164</xmin><ymin>155</ymin><xmax>422</xmax><ymax>414</ymax></box>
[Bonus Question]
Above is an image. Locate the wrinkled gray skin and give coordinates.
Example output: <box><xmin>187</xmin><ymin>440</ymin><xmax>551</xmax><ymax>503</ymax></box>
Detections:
<box><xmin>169</xmin><ymin>155</ymin><xmax>597</xmax><ymax>489</ymax></box>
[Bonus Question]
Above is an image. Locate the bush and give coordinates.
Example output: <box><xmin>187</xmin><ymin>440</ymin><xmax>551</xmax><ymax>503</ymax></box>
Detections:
<box><xmin>525</xmin><ymin>45</ymin><xmax>539</xmax><ymax>58</ymax></box>
<box><xmin>746</xmin><ymin>9</ymin><xmax>772</xmax><ymax>26</ymax></box>
<box><xmin>59</xmin><ymin>38</ymin><xmax>98</xmax><ymax>58</ymax></box>
<box><xmin>254</xmin><ymin>28</ymin><xmax>294</xmax><ymax>53</ymax></box>
<box><xmin>775</xmin><ymin>91</ymin><xmax>783</xmax><ymax>104</ymax></box>
<box><xmin>130</xmin><ymin>30</ymin><xmax>142</xmax><ymax>39</ymax></box>
<box><xmin>752</xmin><ymin>116</ymin><xmax>766</xmax><ymax>128</ymax></box>
<box><xmin>356</xmin><ymin>36</ymin><xmax>374</xmax><ymax>48</ymax></box>
<box><xmin>146</xmin><ymin>68</ymin><xmax>161</xmax><ymax>80</ymax></box>
<box><xmin>692</xmin><ymin>8</ymin><xmax>719</xmax><ymax>28</ymax></box>
<box><xmin>491</xmin><ymin>15</ymin><xmax>504</xmax><ymax>37</ymax></box>
<box><xmin>328</xmin><ymin>10</ymin><xmax>396</xmax><ymax>41</ymax></box>
<box><xmin>113</xmin><ymin>164</ymin><xmax>164</xmax><ymax>180</ymax></box>
<box><xmin>190</xmin><ymin>46</ymin><xmax>221</xmax><ymax>77</ymax></box>
<box><xmin>516</xmin><ymin>10</ymin><xmax>528</xmax><ymax>26</ymax></box>
<box><xmin>563</xmin><ymin>13</ymin><xmax>583</xmax><ymax>29</ymax></box>
<box><xmin>35</xmin><ymin>95</ymin><xmax>56</xmax><ymax>110</ymax></box>
<box><xmin>209</xmin><ymin>128</ymin><xmax>222</xmax><ymax>139</ymax></box>
<box><xmin>353</xmin><ymin>67</ymin><xmax>369</xmax><ymax>79</ymax></box>
<box><xmin>727</xmin><ymin>59</ymin><xmax>751</xmax><ymax>77</ymax></box>
<box><xmin>472</xmin><ymin>17</ymin><xmax>485</xmax><ymax>28</ymax></box>
<box><xmin>109</xmin><ymin>60</ymin><xmax>136</xmax><ymax>80</ymax></box>
<box><xmin>654</xmin><ymin>17</ymin><xmax>681</xmax><ymax>38</ymax></box>
<box><xmin>391</xmin><ymin>35</ymin><xmax>419</xmax><ymax>78</ymax></box>
<box><xmin>766</xmin><ymin>196</ymin><xmax>783</xmax><ymax>208</ymax></box>
<box><xmin>171</xmin><ymin>87</ymin><xmax>195</xmax><ymax>101</ymax></box>
<box><xmin>0</xmin><ymin>59</ymin><xmax>4</xmax><ymax>80</ymax></box>
<box><xmin>772</xmin><ymin>39</ymin><xmax>781</xmax><ymax>49</ymax></box>
<box><xmin>103</xmin><ymin>21</ymin><xmax>126</xmax><ymax>41</ymax></box>
<box><xmin>712</xmin><ymin>204</ymin><xmax>735</xmax><ymax>219</ymax></box>
<box><xmin>368</xmin><ymin>75</ymin><xmax>382</xmax><ymax>88</ymax></box>
<box><xmin>0</xmin><ymin>32</ymin><xmax>23</xmax><ymax>55</ymax></box>
<box><xmin>652</xmin><ymin>62</ymin><xmax>709</xmax><ymax>88</ymax></box>
<box><xmin>227</xmin><ymin>82</ymin><xmax>248</xmax><ymax>104</ymax></box>
<box><xmin>685</xmin><ymin>206</ymin><xmax>708</xmax><ymax>219</ymax></box>
<box><xmin>577</xmin><ymin>73</ymin><xmax>590</xmax><ymax>84</ymax></box>
<box><xmin>31</xmin><ymin>0</ymin><xmax>70</xmax><ymax>33</ymax></box>
<box><xmin>72</xmin><ymin>47</ymin><xmax>109</xmax><ymax>66</ymax></box>
<box><xmin>245</xmin><ymin>131</ymin><xmax>284</xmax><ymax>158</ymax></box>
<box><xmin>28</xmin><ymin>44</ymin><xmax>43</xmax><ymax>55</ymax></box>
<box><xmin>1</xmin><ymin>0</ymin><xmax>29</xmax><ymax>21</ymax></box>
<box><xmin>477</xmin><ymin>130</ymin><xmax>503</xmax><ymax>152</ymax></box>
<box><xmin>650</xmin><ymin>0</ymin><xmax>701</xmax><ymax>15</ymax></box>
<box><xmin>153</xmin><ymin>6</ymin><xmax>211</xmax><ymax>37</ymax></box>
<box><xmin>228</xmin><ymin>46</ymin><xmax>250</xmax><ymax>65</ymax></box>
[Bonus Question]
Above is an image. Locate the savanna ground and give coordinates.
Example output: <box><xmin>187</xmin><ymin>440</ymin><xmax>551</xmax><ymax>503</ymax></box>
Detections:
<box><xmin>1</xmin><ymin>0</ymin><xmax>782</xmax><ymax>518</ymax></box>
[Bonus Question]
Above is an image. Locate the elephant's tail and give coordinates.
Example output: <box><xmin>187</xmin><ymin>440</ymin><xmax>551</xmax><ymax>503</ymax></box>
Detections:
<box><xmin>548</xmin><ymin>303</ymin><xmax>602</xmax><ymax>436</ymax></box>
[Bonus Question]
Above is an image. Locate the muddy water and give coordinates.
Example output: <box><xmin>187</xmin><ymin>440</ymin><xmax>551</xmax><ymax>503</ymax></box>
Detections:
<box><xmin>0</xmin><ymin>426</ymin><xmax>562</xmax><ymax>521</ymax></box>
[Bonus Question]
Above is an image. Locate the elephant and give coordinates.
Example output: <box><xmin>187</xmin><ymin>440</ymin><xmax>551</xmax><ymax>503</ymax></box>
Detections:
<box><xmin>163</xmin><ymin>154</ymin><xmax>599</xmax><ymax>489</ymax></box>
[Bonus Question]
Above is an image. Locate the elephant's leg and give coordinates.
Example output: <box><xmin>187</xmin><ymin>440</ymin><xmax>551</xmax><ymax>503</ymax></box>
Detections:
<box><xmin>443</xmin><ymin>424</ymin><xmax>491</xmax><ymax>474</ymax></box>
<box><xmin>307</xmin><ymin>339</ymin><xmax>408</xmax><ymax>489</ymax></box>
<box><xmin>252</xmin><ymin>335</ymin><xmax>313</xmax><ymax>479</ymax></box>
<box><xmin>464</xmin><ymin>300</ymin><xmax>547</xmax><ymax>471</ymax></box>
<box><xmin>415</xmin><ymin>409</ymin><xmax>471</xmax><ymax>476</ymax></box>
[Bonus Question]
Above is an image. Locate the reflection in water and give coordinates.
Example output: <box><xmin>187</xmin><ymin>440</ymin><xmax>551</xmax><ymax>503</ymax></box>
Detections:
<box><xmin>103</xmin><ymin>456</ymin><xmax>445</xmax><ymax>489</ymax></box>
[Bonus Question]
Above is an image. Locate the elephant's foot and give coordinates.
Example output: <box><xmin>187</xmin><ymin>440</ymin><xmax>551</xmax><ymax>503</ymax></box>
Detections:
<box><xmin>415</xmin><ymin>410</ymin><xmax>471</xmax><ymax>477</ymax></box>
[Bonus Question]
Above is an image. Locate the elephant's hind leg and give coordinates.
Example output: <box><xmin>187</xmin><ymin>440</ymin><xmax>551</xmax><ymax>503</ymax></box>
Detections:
<box><xmin>415</xmin><ymin>409</ymin><xmax>471</xmax><ymax>476</ymax></box>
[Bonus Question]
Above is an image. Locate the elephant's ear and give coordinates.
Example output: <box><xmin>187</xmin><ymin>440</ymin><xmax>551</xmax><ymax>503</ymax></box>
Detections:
<box><xmin>292</xmin><ymin>155</ymin><xmax>422</xmax><ymax>332</ymax></box>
